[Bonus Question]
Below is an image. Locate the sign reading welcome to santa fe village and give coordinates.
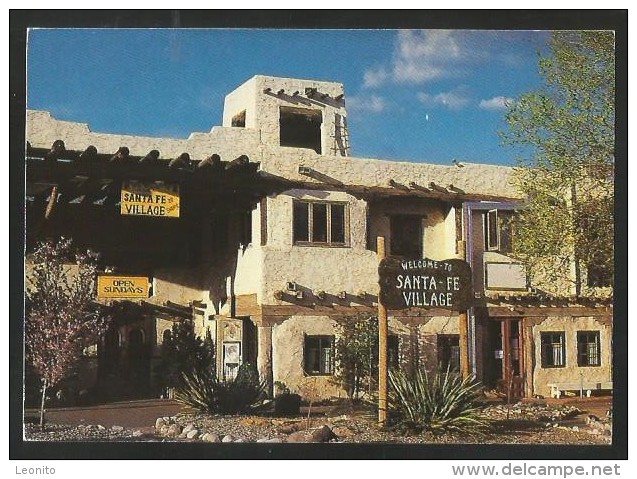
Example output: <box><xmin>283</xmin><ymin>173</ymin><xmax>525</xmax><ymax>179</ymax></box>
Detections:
<box><xmin>378</xmin><ymin>257</ymin><xmax>472</xmax><ymax>311</ymax></box>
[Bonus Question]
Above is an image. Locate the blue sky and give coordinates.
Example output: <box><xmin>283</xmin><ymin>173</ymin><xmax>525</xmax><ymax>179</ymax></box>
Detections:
<box><xmin>27</xmin><ymin>28</ymin><xmax>550</xmax><ymax>166</ymax></box>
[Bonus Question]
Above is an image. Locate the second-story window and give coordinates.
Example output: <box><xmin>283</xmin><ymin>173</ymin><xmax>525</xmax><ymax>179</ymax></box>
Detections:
<box><xmin>293</xmin><ymin>201</ymin><xmax>347</xmax><ymax>246</ymax></box>
<box><xmin>485</xmin><ymin>209</ymin><xmax>513</xmax><ymax>253</ymax></box>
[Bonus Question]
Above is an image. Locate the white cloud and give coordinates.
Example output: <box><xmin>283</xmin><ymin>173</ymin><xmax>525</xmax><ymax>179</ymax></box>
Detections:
<box><xmin>479</xmin><ymin>96</ymin><xmax>514</xmax><ymax>111</ymax></box>
<box><xmin>362</xmin><ymin>29</ymin><xmax>522</xmax><ymax>89</ymax></box>
<box><xmin>417</xmin><ymin>88</ymin><xmax>470</xmax><ymax>110</ymax></box>
<box><xmin>346</xmin><ymin>94</ymin><xmax>387</xmax><ymax>113</ymax></box>
<box><xmin>393</xmin><ymin>30</ymin><xmax>467</xmax><ymax>84</ymax></box>
<box><xmin>363</xmin><ymin>66</ymin><xmax>390</xmax><ymax>88</ymax></box>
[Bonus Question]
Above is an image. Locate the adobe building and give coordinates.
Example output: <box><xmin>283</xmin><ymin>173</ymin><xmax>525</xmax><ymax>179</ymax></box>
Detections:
<box><xmin>25</xmin><ymin>75</ymin><xmax>613</xmax><ymax>402</ymax></box>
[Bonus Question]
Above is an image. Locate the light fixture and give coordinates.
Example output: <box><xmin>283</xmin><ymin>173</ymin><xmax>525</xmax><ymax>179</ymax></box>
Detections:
<box><xmin>286</xmin><ymin>281</ymin><xmax>297</xmax><ymax>292</ymax></box>
<box><xmin>295</xmin><ymin>291</ymin><xmax>304</xmax><ymax>299</ymax></box>
<box><xmin>277</xmin><ymin>89</ymin><xmax>285</xmax><ymax>96</ymax></box>
<box><xmin>335</xmin><ymin>93</ymin><xmax>344</xmax><ymax>101</ymax></box>
<box><xmin>315</xmin><ymin>291</ymin><xmax>326</xmax><ymax>300</ymax></box>
<box><xmin>298</xmin><ymin>166</ymin><xmax>312</xmax><ymax>175</ymax></box>
<box><xmin>338</xmin><ymin>291</ymin><xmax>347</xmax><ymax>300</ymax></box>
<box><xmin>263</xmin><ymin>87</ymin><xmax>271</xmax><ymax>93</ymax></box>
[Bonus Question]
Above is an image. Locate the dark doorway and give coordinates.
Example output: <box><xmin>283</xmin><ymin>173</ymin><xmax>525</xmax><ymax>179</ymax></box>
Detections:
<box><xmin>279</xmin><ymin>107</ymin><xmax>322</xmax><ymax>153</ymax></box>
<box><xmin>127</xmin><ymin>328</ymin><xmax>150</xmax><ymax>398</ymax></box>
<box><xmin>390</xmin><ymin>214</ymin><xmax>423</xmax><ymax>258</ymax></box>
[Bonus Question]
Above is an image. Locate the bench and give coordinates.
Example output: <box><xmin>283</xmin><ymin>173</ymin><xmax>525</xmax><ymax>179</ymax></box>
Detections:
<box><xmin>548</xmin><ymin>381</ymin><xmax>613</xmax><ymax>399</ymax></box>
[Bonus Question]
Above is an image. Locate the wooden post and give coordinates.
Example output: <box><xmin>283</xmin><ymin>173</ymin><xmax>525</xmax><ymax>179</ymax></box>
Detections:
<box><xmin>377</xmin><ymin>236</ymin><xmax>388</xmax><ymax>425</ymax></box>
<box><xmin>457</xmin><ymin>240</ymin><xmax>470</xmax><ymax>378</ymax></box>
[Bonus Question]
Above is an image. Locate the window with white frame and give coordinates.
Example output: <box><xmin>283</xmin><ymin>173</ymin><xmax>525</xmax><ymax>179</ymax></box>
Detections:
<box><xmin>485</xmin><ymin>209</ymin><xmax>513</xmax><ymax>253</ymax></box>
<box><xmin>293</xmin><ymin>201</ymin><xmax>347</xmax><ymax>246</ymax></box>
<box><xmin>540</xmin><ymin>332</ymin><xmax>565</xmax><ymax>368</ymax></box>
<box><xmin>577</xmin><ymin>331</ymin><xmax>601</xmax><ymax>367</ymax></box>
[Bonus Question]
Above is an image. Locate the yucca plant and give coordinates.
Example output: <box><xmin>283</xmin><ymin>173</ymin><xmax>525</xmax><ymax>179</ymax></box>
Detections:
<box><xmin>174</xmin><ymin>362</ymin><xmax>266</xmax><ymax>414</ymax></box>
<box><xmin>388</xmin><ymin>367</ymin><xmax>488</xmax><ymax>434</ymax></box>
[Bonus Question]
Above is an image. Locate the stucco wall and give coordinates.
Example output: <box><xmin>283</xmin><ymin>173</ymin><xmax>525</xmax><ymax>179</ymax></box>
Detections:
<box><xmin>532</xmin><ymin>316</ymin><xmax>612</xmax><ymax>397</ymax></box>
<box><xmin>271</xmin><ymin>315</ymin><xmax>344</xmax><ymax>399</ymax></box>
<box><xmin>261</xmin><ymin>189</ymin><xmax>379</xmax><ymax>303</ymax></box>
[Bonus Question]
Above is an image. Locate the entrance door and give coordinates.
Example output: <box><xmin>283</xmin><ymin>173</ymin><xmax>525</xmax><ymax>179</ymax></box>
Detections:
<box><xmin>500</xmin><ymin>319</ymin><xmax>525</xmax><ymax>399</ymax></box>
<box><xmin>390</xmin><ymin>215</ymin><xmax>423</xmax><ymax>258</ymax></box>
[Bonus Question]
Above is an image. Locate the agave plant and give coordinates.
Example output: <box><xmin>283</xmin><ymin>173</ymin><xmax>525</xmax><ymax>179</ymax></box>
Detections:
<box><xmin>388</xmin><ymin>367</ymin><xmax>488</xmax><ymax>434</ymax></box>
<box><xmin>174</xmin><ymin>362</ymin><xmax>266</xmax><ymax>414</ymax></box>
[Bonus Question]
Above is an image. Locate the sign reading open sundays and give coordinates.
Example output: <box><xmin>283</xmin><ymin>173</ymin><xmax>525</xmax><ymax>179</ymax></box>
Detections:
<box><xmin>121</xmin><ymin>181</ymin><xmax>180</xmax><ymax>217</ymax></box>
<box><xmin>378</xmin><ymin>257</ymin><xmax>472</xmax><ymax>311</ymax></box>
<box><xmin>97</xmin><ymin>275</ymin><xmax>150</xmax><ymax>299</ymax></box>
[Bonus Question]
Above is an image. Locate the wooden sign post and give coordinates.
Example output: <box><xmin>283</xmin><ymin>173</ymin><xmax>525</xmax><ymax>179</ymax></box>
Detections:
<box><xmin>377</xmin><ymin>249</ymin><xmax>473</xmax><ymax>423</ymax></box>
<box><xmin>377</xmin><ymin>237</ymin><xmax>388</xmax><ymax>426</ymax></box>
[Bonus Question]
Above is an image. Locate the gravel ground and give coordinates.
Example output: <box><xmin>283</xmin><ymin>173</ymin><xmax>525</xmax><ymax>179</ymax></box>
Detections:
<box><xmin>23</xmin><ymin>400</ymin><xmax>612</xmax><ymax>445</ymax></box>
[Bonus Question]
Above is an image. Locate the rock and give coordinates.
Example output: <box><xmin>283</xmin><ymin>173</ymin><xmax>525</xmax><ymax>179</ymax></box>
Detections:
<box><xmin>183</xmin><ymin>423</ymin><xmax>196</xmax><ymax>434</ymax></box>
<box><xmin>222</xmin><ymin>434</ymin><xmax>235</xmax><ymax>443</ymax></box>
<box><xmin>111</xmin><ymin>425</ymin><xmax>124</xmax><ymax>432</ymax></box>
<box><xmin>234</xmin><ymin>438</ymin><xmax>245</xmax><ymax>443</ymax></box>
<box><xmin>155</xmin><ymin>418</ymin><xmax>166</xmax><ymax>430</ymax></box>
<box><xmin>287</xmin><ymin>431</ymin><xmax>311</xmax><ymax>443</ymax></box>
<box><xmin>166</xmin><ymin>423</ymin><xmax>182</xmax><ymax>437</ymax></box>
<box><xmin>586</xmin><ymin>414</ymin><xmax>600</xmax><ymax>425</ymax></box>
<box><xmin>310</xmin><ymin>425</ymin><xmax>337</xmax><ymax>443</ymax></box>
<box><xmin>186</xmin><ymin>429</ymin><xmax>200</xmax><ymax>439</ymax></box>
<box><xmin>264</xmin><ymin>438</ymin><xmax>283</xmax><ymax>443</ymax></box>
<box><xmin>97</xmin><ymin>425</ymin><xmax>106</xmax><ymax>431</ymax></box>
<box><xmin>201</xmin><ymin>433</ymin><xmax>221</xmax><ymax>443</ymax></box>
<box><xmin>160</xmin><ymin>424</ymin><xmax>170</xmax><ymax>435</ymax></box>
<box><xmin>572</xmin><ymin>426</ymin><xmax>579</xmax><ymax>432</ymax></box>
<box><xmin>133</xmin><ymin>430</ymin><xmax>144</xmax><ymax>437</ymax></box>
<box><xmin>332</xmin><ymin>426</ymin><xmax>354</xmax><ymax>438</ymax></box>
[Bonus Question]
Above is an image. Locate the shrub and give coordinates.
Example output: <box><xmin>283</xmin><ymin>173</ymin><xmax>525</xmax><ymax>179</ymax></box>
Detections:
<box><xmin>174</xmin><ymin>362</ymin><xmax>266</xmax><ymax>414</ymax></box>
<box><xmin>388</xmin><ymin>367</ymin><xmax>488</xmax><ymax>434</ymax></box>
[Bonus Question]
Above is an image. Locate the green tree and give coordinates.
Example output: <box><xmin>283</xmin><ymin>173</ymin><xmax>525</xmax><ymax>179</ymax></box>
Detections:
<box><xmin>158</xmin><ymin>320</ymin><xmax>216</xmax><ymax>393</ymax></box>
<box><xmin>333</xmin><ymin>314</ymin><xmax>379</xmax><ymax>400</ymax></box>
<box><xmin>503</xmin><ymin>31</ymin><xmax>614</xmax><ymax>296</ymax></box>
<box><xmin>25</xmin><ymin>238</ymin><xmax>109</xmax><ymax>430</ymax></box>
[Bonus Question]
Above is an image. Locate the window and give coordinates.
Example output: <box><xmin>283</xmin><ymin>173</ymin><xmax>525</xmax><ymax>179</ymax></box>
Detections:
<box><xmin>293</xmin><ymin>201</ymin><xmax>347</xmax><ymax>246</ymax></box>
<box><xmin>388</xmin><ymin>335</ymin><xmax>400</xmax><ymax>371</ymax></box>
<box><xmin>437</xmin><ymin>335</ymin><xmax>460</xmax><ymax>371</ymax></box>
<box><xmin>577</xmin><ymin>331</ymin><xmax>601</xmax><ymax>367</ymax></box>
<box><xmin>541</xmin><ymin>332</ymin><xmax>565</xmax><ymax>368</ymax></box>
<box><xmin>485</xmin><ymin>209</ymin><xmax>513</xmax><ymax>253</ymax></box>
<box><xmin>280</xmin><ymin>107</ymin><xmax>322</xmax><ymax>153</ymax></box>
<box><xmin>304</xmin><ymin>335</ymin><xmax>334</xmax><ymax>375</ymax></box>
<box><xmin>390</xmin><ymin>214</ymin><xmax>423</xmax><ymax>257</ymax></box>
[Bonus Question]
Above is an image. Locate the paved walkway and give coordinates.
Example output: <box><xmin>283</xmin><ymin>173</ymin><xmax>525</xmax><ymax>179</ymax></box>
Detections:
<box><xmin>24</xmin><ymin>399</ymin><xmax>185</xmax><ymax>430</ymax></box>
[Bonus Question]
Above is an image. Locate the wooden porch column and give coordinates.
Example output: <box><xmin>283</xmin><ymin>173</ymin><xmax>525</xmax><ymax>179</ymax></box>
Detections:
<box><xmin>457</xmin><ymin>240</ymin><xmax>470</xmax><ymax>378</ymax></box>
<box><xmin>502</xmin><ymin>319</ymin><xmax>511</xmax><ymax>394</ymax></box>
<box><xmin>257</xmin><ymin>324</ymin><xmax>273</xmax><ymax>397</ymax></box>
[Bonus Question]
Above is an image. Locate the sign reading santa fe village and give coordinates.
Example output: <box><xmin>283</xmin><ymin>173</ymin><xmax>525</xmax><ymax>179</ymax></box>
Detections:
<box><xmin>378</xmin><ymin>257</ymin><xmax>472</xmax><ymax>311</ymax></box>
<box><xmin>121</xmin><ymin>181</ymin><xmax>180</xmax><ymax>217</ymax></box>
<box><xmin>97</xmin><ymin>275</ymin><xmax>150</xmax><ymax>299</ymax></box>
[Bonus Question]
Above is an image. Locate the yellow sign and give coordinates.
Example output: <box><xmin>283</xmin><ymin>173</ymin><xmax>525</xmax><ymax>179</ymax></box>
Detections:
<box><xmin>97</xmin><ymin>275</ymin><xmax>150</xmax><ymax>299</ymax></box>
<box><xmin>121</xmin><ymin>181</ymin><xmax>180</xmax><ymax>217</ymax></box>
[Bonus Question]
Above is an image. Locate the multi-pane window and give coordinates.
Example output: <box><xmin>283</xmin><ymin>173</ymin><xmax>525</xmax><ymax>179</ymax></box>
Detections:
<box><xmin>304</xmin><ymin>335</ymin><xmax>334</xmax><ymax>375</ymax></box>
<box><xmin>293</xmin><ymin>201</ymin><xmax>347</xmax><ymax>246</ymax></box>
<box><xmin>577</xmin><ymin>331</ymin><xmax>601</xmax><ymax>367</ymax></box>
<box><xmin>540</xmin><ymin>332</ymin><xmax>566</xmax><ymax>368</ymax></box>
<box><xmin>485</xmin><ymin>209</ymin><xmax>513</xmax><ymax>253</ymax></box>
<box><xmin>437</xmin><ymin>334</ymin><xmax>460</xmax><ymax>371</ymax></box>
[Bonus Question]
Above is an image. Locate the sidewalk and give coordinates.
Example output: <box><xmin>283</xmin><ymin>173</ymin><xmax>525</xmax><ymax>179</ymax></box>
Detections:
<box><xmin>24</xmin><ymin>399</ymin><xmax>185</xmax><ymax>430</ymax></box>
